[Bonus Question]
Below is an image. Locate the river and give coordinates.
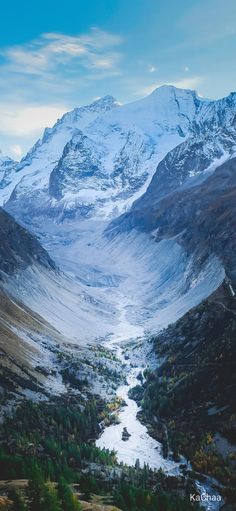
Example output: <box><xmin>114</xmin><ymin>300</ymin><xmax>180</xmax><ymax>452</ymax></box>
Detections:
<box><xmin>96</xmin><ymin>339</ymin><xmax>223</xmax><ymax>511</ymax></box>
<box><xmin>96</xmin><ymin>340</ymin><xmax>182</xmax><ymax>472</ymax></box>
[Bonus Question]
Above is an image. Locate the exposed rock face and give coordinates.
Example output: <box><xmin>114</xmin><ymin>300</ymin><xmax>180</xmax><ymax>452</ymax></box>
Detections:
<box><xmin>0</xmin><ymin>156</ymin><xmax>18</xmax><ymax>189</ymax></box>
<box><xmin>134</xmin><ymin>282</ymin><xmax>236</xmax><ymax>493</ymax></box>
<box><xmin>0</xmin><ymin>288</ymin><xmax>63</xmax><ymax>399</ymax></box>
<box><xmin>122</xmin><ymin>427</ymin><xmax>131</xmax><ymax>441</ymax></box>
<box><xmin>0</xmin><ymin>156</ymin><xmax>18</xmax><ymax>205</ymax></box>
<box><xmin>0</xmin><ymin>209</ymin><xmax>64</xmax><ymax>398</ymax></box>
<box><xmin>109</xmin><ymin>152</ymin><xmax>236</xmax><ymax>283</ymax></box>
<box><xmin>4</xmin><ymin>86</ymin><xmax>236</xmax><ymax>227</ymax></box>
<box><xmin>1</xmin><ymin>86</ymin><xmax>235</xmax><ymax>409</ymax></box>
<box><xmin>0</xmin><ymin>208</ymin><xmax>55</xmax><ymax>278</ymax></box>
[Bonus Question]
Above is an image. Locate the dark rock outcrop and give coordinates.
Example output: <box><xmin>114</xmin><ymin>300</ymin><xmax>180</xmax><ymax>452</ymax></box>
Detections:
<box><xmin>0</xmin><ymin>208</ymin><xmax>55</xmax><ymax>278</ymax></box>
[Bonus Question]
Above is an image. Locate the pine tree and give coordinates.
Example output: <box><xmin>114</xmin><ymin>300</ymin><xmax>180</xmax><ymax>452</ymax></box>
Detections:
<box><xmin>43</xmin><ymin>482</ymin><xmax>62</xmax><ymax>511</ymax></box>
<box><xmin>8</xmin><ymin>490</ymin><xmax>27</xmax><ymax>511</ymax></box>
<box><xmin>57</xmin><ymin>478</ymin><xmax>82</xmax><ymax>511</ymax></box>
<box><xmin>27</xmin><ymin>468</ymin><xmax>45</xmax><ymax>511</ymax></box>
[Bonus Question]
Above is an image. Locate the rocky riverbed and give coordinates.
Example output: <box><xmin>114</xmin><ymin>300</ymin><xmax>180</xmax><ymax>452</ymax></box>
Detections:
<box><xmin>96</xmin><ymin>338</ymin><xmax>224</xmax><ymax>511</ymax></box>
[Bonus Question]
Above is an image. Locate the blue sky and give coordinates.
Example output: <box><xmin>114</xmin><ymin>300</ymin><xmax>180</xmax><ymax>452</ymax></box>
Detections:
<box><xmin>0</xmin><ymin>0</ymin><xmax>235</xmax><ymax>158</ymax></box>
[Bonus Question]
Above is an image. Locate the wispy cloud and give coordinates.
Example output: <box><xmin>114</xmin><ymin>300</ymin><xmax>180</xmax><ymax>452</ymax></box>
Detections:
<box><xmin>0</xmin><ymin>27</ymin><xmax>124</xmax><ymax>153</ymax></box>
<box><xmin>140</xmin><ymin>76</ymin><xmax>204</xmax><ymax>97</ymax></box>
<box><xmin>9</xmin><ymin>144</ymin><xmax>23</xmax><ymax>158</ymax></box>
<box><xmin>0</xmin><ymin>103</ymin><xmax>69</xmax><ymax>136</ymax></box>
<box><xmin>1</xmin><ymin>28</ymin><xmax>123</xmax><ymax>76</ymax></box>
<box><xmin>148</xmin><ymin>65</ymin><xmax>157</xmax><ymax>73</ymax></box>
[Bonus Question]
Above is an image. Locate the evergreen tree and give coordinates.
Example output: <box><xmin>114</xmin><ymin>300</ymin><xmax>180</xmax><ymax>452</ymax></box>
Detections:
<box><xmin>43</xmin><ymin>482</ymin><xmax>63</xmax><ymax>511</ymax></box>
<box><xmin>57</xmin><ymin>478</ymin><xmax>82</xmax><ymax>511</ymax></box>
<box><xmin>27</xmin><ymin>467</ymin><xmax>45</xmax><ymax>511</ymax></box>
<box><xmin>8</xmin><ymin>490</ymin><xmax>28</xmax><ymax>511</ymax></box>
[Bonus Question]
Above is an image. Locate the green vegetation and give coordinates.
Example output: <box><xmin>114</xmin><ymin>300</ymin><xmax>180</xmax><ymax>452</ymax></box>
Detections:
<box><xmin>131</xmin><ymin>293</ymin><xmax>236</xmax><ymax>505</ymax></box>
<box><xmin>0</xmin><ymin>397</ymin><xmax>201</xmax><ymax>510</ymax></box>
<box><xmin>1</xmin><ymin>473</ymin><xmax>201</xmax><ymax>511</ymax></box>
<box><xmin>8</xmin><ymin>490</ymin><xmax>27</xmax><ymax>511</ymax></box>
<box><xmin>114</xmin><ymin>483</ymin><xmax>199</xmax><ymax>511</ymax></box>
<box><xmin>57</xmin><ymin>478</ymin><xmax>81</xmax><ymax>511</ymax></box>
<box><xmin>6</xmin><ymin>470</ymin><xmax>82</xmax><ymax>511</ymax></box>
<box><xmin>0</xmin><ymin>399</ymin><xmax>115</xmax><ymax>482</ymax></box>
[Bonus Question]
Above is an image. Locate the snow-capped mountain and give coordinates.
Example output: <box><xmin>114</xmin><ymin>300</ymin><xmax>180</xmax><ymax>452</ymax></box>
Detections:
<box><xmin>0</xmin><ymin>213</ymin><xmax>119</xmax><ymax>345</ymax></box>
<box><xmin>4</xmin><ymin>85</ymin><xmax>236</xmax><ymax>228</ymax></box>
<box><xmin>108</xmin><ymin>149</ymin><xmax>236</xmax><ymax>285</ymax></box>
<box><xmin>0</xmin><ymin>155</ymin><xmax>18</xmax><ymax>203</ymax></box>
<box><xmin>117</xmin><ymin>125</ymin><xmax>236</xmax><ymax>217</ymax></box>
<box><xmin>1</xmin><ymin>85</ymin><xmax>235</xmax><ymax>349</ymax></box>
<box><xmin>0</xmin><ymin>208</ymin><xmax>65</xmax><ymax>397</ymax></box>
<box><xmin>0</xmin><ymin>95</ymin><xmax>119</xmax><ymax>209</ymax></box>
<box><xmin>0</xmin><ymin>208</ymin><xmax>127</xmax><ymax>402</ymax></box>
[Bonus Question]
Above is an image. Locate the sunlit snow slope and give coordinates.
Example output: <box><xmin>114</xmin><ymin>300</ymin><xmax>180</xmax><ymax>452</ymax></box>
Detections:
<box><xmin>2</xmin><ymin>86</ymin><xmax>235</xmax><ymax>345</ymax></box>
<box><xmin>7</xmin><ymin>85</ymin><xmax>236</xmax><ymax>225</ymax></box>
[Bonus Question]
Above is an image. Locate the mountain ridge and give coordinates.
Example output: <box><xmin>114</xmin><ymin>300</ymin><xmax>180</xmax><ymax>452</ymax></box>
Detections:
<box><xmin>4</xmin><ymin>85</ymin><xmax>236</xmax><ymax>226</ymax></box>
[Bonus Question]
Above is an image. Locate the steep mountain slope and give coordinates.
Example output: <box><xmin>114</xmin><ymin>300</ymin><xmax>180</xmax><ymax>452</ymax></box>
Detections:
<box><xmin>0</xmin><ymin>95</ymin><xmax>119</xmax><ymax>209</ymax></box>
<box><xmin>3</xmin><ymin>86</ymin><xmax>235</xmax><ymax>343</ymax></box>
<box><xmin>131</xmin><ymin>126</ymin><xmax>235</xmax><ymax>205</ymax></box>
<box><xmin>0</xmin><ymin>209</ymin><xmax>124</xmax><ymax>404</ymax></box>
<box><xmin>0</xmin><ymin>208</ymin><xmax>55</xmax><ymax>277</ymax></box>
<box><xmin>0</xmin><ymin>288</ymin><xmax>65</xmax><ymax>399</ymax></box>
<box><xmin>0</xmin><ymin>208</ymin><xmax>65</xmax><ymax>398</ymax></box>
<box><xmin>4</xmin><ymin>85</ymin><xmax>223</xmax><ymax>226</ymax></box>
<box><xmin>0</xmin><ymin>156</ymin><xmax>18</xmax><ymax>204</ymax></box>
<box><xmin>0</xmin><ymin>209</ymin><xmax>120</xmax><ymax>344</ymax></box>
<box><xmin>111</xmin><ymin>155</ymin><xmax>236</xmax><ymax>283</ymax></box>
<box><xmin>131</xmin><ymin>283</ymin><xmax>236</xmax><ymax>501</ymax></box>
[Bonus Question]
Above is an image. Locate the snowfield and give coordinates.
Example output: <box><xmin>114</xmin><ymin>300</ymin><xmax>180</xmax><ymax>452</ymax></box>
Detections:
<box><xmin>1</xmin><ymin>85</ymin><xmax>235</xmax><ymax>345</ymax></box>
<box><xmin>3</xmin><ymin>218</ymin><xmax>225</xmax><ymax>344</ymax></box>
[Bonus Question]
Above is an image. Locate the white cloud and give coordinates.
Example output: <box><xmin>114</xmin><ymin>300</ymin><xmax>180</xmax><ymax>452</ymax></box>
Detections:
<box><xmin>0</xmin><ymin>103</ymin><xmax>68</xmax><ymax>136</ymax></box>
<box><xmin>141</xmin><ymin>76</ymin><xmax>203</xmax><ymax>96</ymax></box>
<box><xmin>10</xmin><ymin>144</ymin><xmax>23</xmax><ymax>157</ymax></box>
<box><xmin>167</xmin><ymin>77</ymin><xmax>203</xmax><ymax>90</ymax></box>
<box><xmin>1</xmin><ymin>29</ymin><xmax>123</xmax><ymax>76</ymax></box>
<box><xmin>148</xmin><ymin>65</ymin><xmax>157</xmax><ymax>73</ymax></box>
<box><xmin>0</xmin><ymin>28</ymin><xmax>124</xmax><ymax>155</ymax></box>
<box><xmin>6</xmin><ymin>49</ymin><xmax>49</xmax><ymax>74</ymax></box>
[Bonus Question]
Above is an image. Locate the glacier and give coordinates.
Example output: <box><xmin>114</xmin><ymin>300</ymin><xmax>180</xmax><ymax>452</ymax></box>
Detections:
<box><xmin>2</xmin><ymin>85</ymin><xmax>235</xmax><ymax>346</ymax></box>
<box><xmin>3</xmin><ymin>217</ymin><xmax>225</xmax><ymax>345</ymax></box>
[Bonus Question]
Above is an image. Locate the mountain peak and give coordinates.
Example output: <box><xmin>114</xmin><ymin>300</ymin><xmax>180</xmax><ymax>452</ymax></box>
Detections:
<box><xmin>227</xmin><ymin>91</ymin><xmax>236</xmax><ymax>102</ymax></box>
<box><xmin>53</xmin><ymin>94</ymin><xmax>120</xmax><ymax>130</ymax></box>
<box><xmin>89</xmin><ymin>94</ymin><xmax>120</xmax><ymax>110</ymax></box>
<box><xmin>0</xmin><ymin>154</ymin><xmax>16</xmax><ymax>164</ymax></box>
<box><xmin>149</xmin><ymin>84</ymin><xmax>198</xmax><ymax>99</ymax></box>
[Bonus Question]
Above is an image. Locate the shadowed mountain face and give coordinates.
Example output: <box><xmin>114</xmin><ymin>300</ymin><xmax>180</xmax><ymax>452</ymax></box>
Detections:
<box><xmin>1</xmin><ymin>86</ymin><xmax>235</xmax><ymax>348</ymax></box>
<box><xmin>0</xmin><ymin>208</ymin><xmax>55</xmax><ymax>278</ymax></box>
<box><xmin>0</xmin><ymin>210</ymin><xmax>120</xmax><ymax>401</ymax></box>
<box><xmin>4</xmin><ymin>86</ymin><xmax>236</xmax><ymax>226</ymax></box>
<box><xmin>108</xmin><ymin>153</ymin><xmax>236</xmax><ymax>284</ymax></box>
<box><xmin>0</xmin><ymin>87</ymin><xmax>236</xmax><ymax>378</ymax></box>
<box><xmin>0</xmin><ymin>209</ymin><xmax>64</xmax><ymax>398</ymax></box>
<box><xmin>0</xmin><ymin>87</ymin><xmax>236</xmax><ymax>506</ymax></box>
